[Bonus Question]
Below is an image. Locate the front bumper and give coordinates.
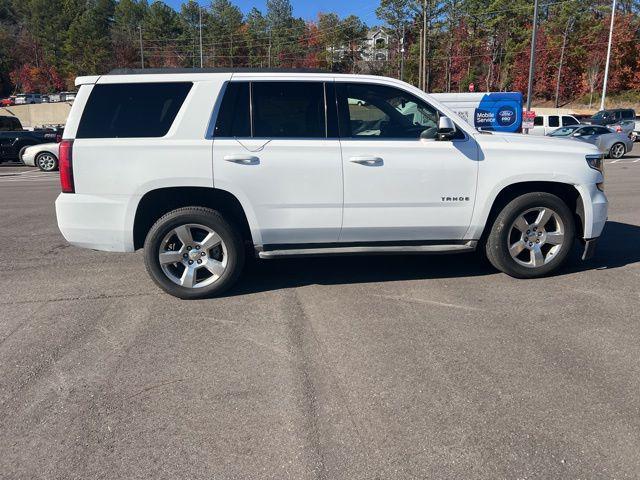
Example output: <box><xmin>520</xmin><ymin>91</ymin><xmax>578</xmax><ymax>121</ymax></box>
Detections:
<box><xmin>575</xmin><ymin>183</ymin><xmax>608</xmax><ymax>240</ymax></box>
<box><xmin>582</xmin><ymin>237</ymin><xmax>599</xmax><ymax>261</ymax></box>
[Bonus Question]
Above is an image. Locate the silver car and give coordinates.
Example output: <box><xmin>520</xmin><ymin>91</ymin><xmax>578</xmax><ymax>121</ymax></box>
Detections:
<box><xmin>548</xmin><ymin>124</ymin><xmax>634</xmax><ymax>159</ymax></box>
<box><xmin>20</xmin><ymin>142</ymin><xmax>59</xmax><ymax>171</ymax></box>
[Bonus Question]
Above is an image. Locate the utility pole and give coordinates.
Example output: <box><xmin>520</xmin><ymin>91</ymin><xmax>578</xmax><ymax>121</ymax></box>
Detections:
<box><xmin>600</xmin><ymin>0</ymin><xmax>616</xmax><ymax>111</ymax></box>
<box><xmin>418</xmin><ymin>29</ymin><xmax>423</xmax><ymax>88</ymax></box>
<box><xmin>138</xmin><ymin>25</ymin><xmax>144</xmax><ymax>69</ymax></box>
<box><xmin>400</xmin><ymin>24</ymin><xmax>405</xmax><ymax>81</ymax></box>
<box><xmin>555</xmin><ymin>17</ymin><xmax>574</xmax><ymax>108</ymax></box>
<box><xmin>267</xmin><ymin>30</ymin><xmax>272</xmax><ymax>68</ymax></box>
<box><xmin>422</xmin><ymin>0</ymin><xmax>427</xmax><ymax>91</ymax></box>
<box><xmin>199</xmin><ymin>5</ymin><xmax>203</xmax><ymax>68</ymax></box>
<box><xmin>525</xmin><ymin>0</ymin><xmax>539</xmax><ymax>133</ymax></box>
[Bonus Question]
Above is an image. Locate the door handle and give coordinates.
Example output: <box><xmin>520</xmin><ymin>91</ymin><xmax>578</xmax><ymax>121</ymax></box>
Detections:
<box><xmin>224</xmin><ymin>154</ymin><xmax>260</xmax><ymax>165</ymax></box>
<box><xmin>349</xmin><ymin>156</ymin><xmax>383</xmax><ymax>166</ymax></box>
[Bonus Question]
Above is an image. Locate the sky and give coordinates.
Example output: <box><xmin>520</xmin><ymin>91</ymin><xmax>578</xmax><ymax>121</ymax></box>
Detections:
<box><xmin>163</xmin><ymin>0</ymin><xmax>381</xmax><ymax>23</ymax></box>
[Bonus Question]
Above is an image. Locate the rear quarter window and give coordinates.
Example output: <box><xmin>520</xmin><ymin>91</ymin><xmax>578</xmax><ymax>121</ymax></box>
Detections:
<box><xmin>76</xmin><ymin>82</ymin><xmax>192</xmax><ymax>138</ymax></box>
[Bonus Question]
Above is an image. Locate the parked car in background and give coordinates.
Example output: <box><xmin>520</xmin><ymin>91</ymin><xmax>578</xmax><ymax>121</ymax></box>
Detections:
<box><xmin>589</xmin><ymin>108</ymin><xmax>635</xmax><ymax>127</ymax></box>
<box><xmin>60</xmin><ymin>91</ymin><xmax>77</xmax><ymax>102</ymax></box>
<box><xmin>14</xmin><ymin>93</ymin><xmax>43</xmax><ymax>104</ymax></box>
<box><xmin>1</xmin><ymin>96</ymin><xmax>16</xmax><ymax>106</ymax></box>
<box><xmin>20</xmin><ymin>142</ymin><xmax>59</xmax><ymax>171</ymax></box>
<box><xmin>0</xmin><ymin>116</ymin><xmax>60</xmax><ymax>163</ymax></box>
<box><xmin>529</xmin><ymin>114</ymin><xmax>580</xmax><ymax>136</ymax></box>
<box><xmin>548</xmin><ymin>124</ymin><xmax>633</xmax><ymax>159</ymax></box>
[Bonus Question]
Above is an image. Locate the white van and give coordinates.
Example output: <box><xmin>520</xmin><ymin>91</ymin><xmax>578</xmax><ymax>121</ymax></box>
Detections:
<box><xmin>530</xmin><ymin>114</ymin><xmax>580</xmax><ymax>136</ymax></box>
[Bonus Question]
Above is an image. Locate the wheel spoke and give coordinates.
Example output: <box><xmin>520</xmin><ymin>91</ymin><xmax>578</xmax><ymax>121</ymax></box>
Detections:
<box><xmin>174</xmin><ymin>225</ymin><xmax>193</xmax><ymax>247</ymax></box>
<box><xmin>159</xmin><ymin>251</ymin><xmax>184</xmax><ymax>265</ymax></box>
<box><xmin>513</xmin><ymin>215</ymin><xmax>529</xmax><ymax>232</ymax></box>
<box><xmin>180</xmin><ymin>267</ymin><xmax>196</xmax><ymax>288</ymax></box>
<box><xmin>200</xmin><ymin>231</ymin><xmax>222</xmax><ymax>250</ymax></box>
<box><xmin>545</xmin><ymin>232</ymin><xmax>564</xmax><ymax>245</ymax></box>
<box><xmin>204</xmin><ymin>260</ymin><xmax>225</xmax><ymax>277</ymax></box>
<box><xmin>531</xmin><ymin>247</ymin><xmax>545</xmax><ymax>267</ymax></box>
<box><xmin>534</xmin><ymin>209</ymin><xmax>553</xmax><ymax>228</ymax></box>
<box><xmin>509</xmin><ymin>240</ymin><xmax>526</xmax><ymax>256</ymax></box>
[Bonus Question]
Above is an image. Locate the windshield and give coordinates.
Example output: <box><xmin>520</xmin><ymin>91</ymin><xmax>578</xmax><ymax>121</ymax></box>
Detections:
<box><xmin>550</xmin><ymin>126</ymin><xmax>580</xmax><ymax>136</ymax></box>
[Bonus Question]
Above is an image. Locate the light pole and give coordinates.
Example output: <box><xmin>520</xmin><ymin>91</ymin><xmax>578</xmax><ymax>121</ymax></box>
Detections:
<box><xmin>400</xmin><ymin>24</ymin><xmax>405</xmax><ymax>81</ymax></box>
<box><xmin>600</xmin><ymin>0</ymin><xmax>616</xmax><ymax>111</ymax></box>
<box><xmin>199</xmin><ymin>5</ymin><xmax>203</xmax><ymax>68</ymax></box>
<box><xmin>525</xmin><ymin>0</ymin><xmax>539</xmax><ymax>133</ymax></box>
<box><xmin>138</xmin><ymin>25</ymin><xmax>144</xmax><ymax>69</ymax></box>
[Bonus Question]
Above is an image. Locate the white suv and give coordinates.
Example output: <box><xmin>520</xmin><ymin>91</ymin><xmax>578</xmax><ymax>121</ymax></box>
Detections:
<box><xmin>55</xmin><ymin>69</ymin><xmax>608</xmax><ymax>299</ymax></box>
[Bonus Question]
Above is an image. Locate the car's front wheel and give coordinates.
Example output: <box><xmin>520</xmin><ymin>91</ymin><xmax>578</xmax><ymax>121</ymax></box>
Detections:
<box><xmin>36</xmin><ymin>152</ymin><xmax>59</xmax><ymax>171</ymax></box>
<box><xmin>485</xmin><ymin>192</ymin><xmax>575</xmax><ymax>278</ymax></box>
<box><xmin>609</xmin><ymin>142</ymin><xmax>626</xmax><ymax>159</ymax></box>
<box><xmin>144</xmin><ymin>207</ymin><xmax>245</xmax><ymax>299</ymax></box>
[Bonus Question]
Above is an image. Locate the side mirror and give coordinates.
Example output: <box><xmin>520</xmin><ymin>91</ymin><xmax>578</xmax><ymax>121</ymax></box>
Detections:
<box><xmin>437</xmin><ymin>116</ymin><xmax>456</xmax><ymax>141</ymax></box>
<box><xmin>572</xmin><ymin>132</ymin><xmax>582</xmax><ymax>137</ymax></box>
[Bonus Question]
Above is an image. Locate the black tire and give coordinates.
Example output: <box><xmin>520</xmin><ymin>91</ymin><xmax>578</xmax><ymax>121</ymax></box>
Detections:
<box><xmin>18</xmin><ymin>146</ymin><xmax>30</xmax><ymax>164</ymax></box>
<box><xmin>485</xmin><ymin>192</ymin><xmax>575</xmax><ymax>279</ymax></box>
<box><xmin>35</xmin><ymin>152</ymin><xmax>59</xmax><ymax>171</ymax></box>
<box><xmin>609</xmin><ymin>142</ymin><xmax>625</xmax><ymax>159</ymax></box>
<box><xmin>144</xmin><ymin>206</ymin><xmax>245</xmax><ymax>299</ymax></box>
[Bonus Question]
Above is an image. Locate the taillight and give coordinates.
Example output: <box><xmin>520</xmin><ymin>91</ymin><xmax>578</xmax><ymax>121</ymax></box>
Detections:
<box><xmin>59</xmin><ymin>140</ymin><xmax>74</xmax><ymax>193</ymax></box>
<box><xmin>55</xmin><ymin>134</ymin><xmax>62</xmax><ymax>143</ymax></box>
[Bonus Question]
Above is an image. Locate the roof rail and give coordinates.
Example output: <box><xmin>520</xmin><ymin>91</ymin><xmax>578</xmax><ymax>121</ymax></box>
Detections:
<box><xmin>107</xmin><ymin>67</ymin><xmax>331</xmax><ymax>75</ymax></box>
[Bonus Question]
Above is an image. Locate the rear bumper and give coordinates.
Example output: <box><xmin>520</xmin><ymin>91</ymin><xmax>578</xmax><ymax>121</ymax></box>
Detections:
<box><xmin>55</xmin><ymin>193</ymin><xmax>136</xmax><ymax>252</ymax></box>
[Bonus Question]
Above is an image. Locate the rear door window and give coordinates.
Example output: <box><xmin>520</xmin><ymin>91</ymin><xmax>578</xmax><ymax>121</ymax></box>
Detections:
<box><xmin>76</xmin><ymin>82</ymin><xmax>192</xmax><ymax>138</ymax></box>
<box><xmin>251</xmin><ymin>82</ymin><xmax>326</xmax><ymax>138</ymax></box>
<box><xmin>214</xmin><ymin>82</ymin><xmax>251</xmax><ymax>137</ymax></box>
<box><xmin>548</xmin><ymin>116</ymin><xmax>559</xmax><ymax>127</ymax></box>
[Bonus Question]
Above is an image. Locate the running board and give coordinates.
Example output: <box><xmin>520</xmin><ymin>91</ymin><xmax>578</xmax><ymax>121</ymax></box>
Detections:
<box><xmin>257</xmin><ymin>241</ymin><xmax>477</xmax><ymax>259</ymax></box>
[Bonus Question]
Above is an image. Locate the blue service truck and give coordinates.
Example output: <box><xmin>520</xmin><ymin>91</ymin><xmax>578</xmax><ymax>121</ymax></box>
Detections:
<box><xmin>430</xmin><ymin>92</ymin><xmax>523</xmax><ymax>133</ymax></box>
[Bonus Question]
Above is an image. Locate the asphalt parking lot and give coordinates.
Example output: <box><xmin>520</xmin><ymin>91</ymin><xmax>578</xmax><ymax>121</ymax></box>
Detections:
<box><xmin>1</xmin><ymin>146</ymin><xmax>639</xmax><ymax>479</ymax></box>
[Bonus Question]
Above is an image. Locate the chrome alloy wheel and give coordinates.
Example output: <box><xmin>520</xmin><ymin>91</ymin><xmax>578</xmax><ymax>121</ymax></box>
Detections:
<box><xmin>158</xmin><ymin>223</ymin><xmax>227</xmax><ymax>289</ymax></box>
<box><xmin>507</xmin><ymin>207</ymin><xmax>565</xmax><ymax>268</ymax></box>
<box><xmin>37</xmin><ymin>153</ymin><xmax>57</xmax><ymax>171</ymax></box>
<box><xmin>610</xmin><ymin>143</ymin><xmax>625</xmax><ymax>159</ymax></box>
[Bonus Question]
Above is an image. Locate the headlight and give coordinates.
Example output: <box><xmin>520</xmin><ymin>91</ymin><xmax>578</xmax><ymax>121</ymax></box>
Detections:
<box><xmin>586</xmin><ymin>153</ymin><xmax>604</xmax><ymax>172</ymax></box>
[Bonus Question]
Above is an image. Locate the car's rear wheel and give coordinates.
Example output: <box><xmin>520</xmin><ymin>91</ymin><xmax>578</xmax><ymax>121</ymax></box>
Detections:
<box><xmin>144</xmin><ymin>206</ymin><xmax>245</xmax><ymax>299</ymax></box>
<box><xmin>609</xmin><ymin>142</ymin><xmax>626</xmax><ymax>159</ymax></box>
<box><xmin>36</xmin><ymin>152</ymin><xmax>58</xmax><ymax>171</ymax></box>
<box><xmin>485</xmin><ymin>192</ymin><xmax>575</xmax><ymax>278</ymax></box>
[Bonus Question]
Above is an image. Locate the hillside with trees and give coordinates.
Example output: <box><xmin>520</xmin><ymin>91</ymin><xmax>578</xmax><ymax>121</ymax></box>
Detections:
<box><xmin>0</xmin><ymin>0</ymin><xmax>638</xmax><ymax>107</ymax></box>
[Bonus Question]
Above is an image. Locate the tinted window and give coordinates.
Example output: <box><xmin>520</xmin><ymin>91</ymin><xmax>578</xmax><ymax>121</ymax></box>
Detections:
<box><xmin>77</xmin><ymin>82</ymin><xmax>192</xmax><ymax>138</ymax></box>
<box><xmin>252</xmin><ymin>82</ymin><xmax>325</xmax><ymax>138</ymax></box>
<box><xmin>562</xmin><ymin>116</ymin><xmax>579</xmax><ymax>126</ymax></box>
<box><xmin>550</xmin><ymin>126</ymin><xmax>579</xmax><ymax>136</ymax></box>
<box><xmin>548</xmin><ymin>116</ymin><xmax>559</xmax><ymax>127</ymax></box>
<box><xmin>336</xmin><ymin>83</ymin><xmax>440</xmax><ymax>139</ymax></box>
<box><xmin>593</xmin><ymin>126</ymin><xmax>611</xmax><ymax>135</ymax></box>
<box><xmin>214</xmin><ymin>82</ymin><xmax>250</xmax><ymax>137</ymax></box>
<box><xmin>534</xmin><ymin>116</ymin><xmax>543</xmax><ymax>126</ymax></box>
<box><xmin>621</xmin><ymin>110</ymin><xmax>634</xmax><ymax>120</ymax></box>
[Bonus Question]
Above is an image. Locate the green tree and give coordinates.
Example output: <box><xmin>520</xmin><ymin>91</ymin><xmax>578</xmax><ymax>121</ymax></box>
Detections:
<box><xmin>208</xmin><ymin>0</ymin><xmax>243</xmax><ymax>67</ymax></box>
<box><xmin>64</xmin><ymin>0</ymin><xmax>116</xmax><ymax>75</ymax></box>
